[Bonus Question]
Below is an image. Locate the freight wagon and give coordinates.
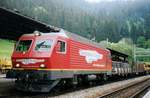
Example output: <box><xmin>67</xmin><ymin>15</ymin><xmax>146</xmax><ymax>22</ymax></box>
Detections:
<box><xmin>0</xmin><ymin>58</ymin><xmax>12</xmax><ymax>73</ymax></box>
<box><xmin>143</xmin><ymin>62</ymin><xmax>150</xmax><ymax>74</ymax></box>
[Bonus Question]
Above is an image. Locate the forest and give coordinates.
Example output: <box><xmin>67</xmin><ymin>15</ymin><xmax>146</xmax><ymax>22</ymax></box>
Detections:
<box><xmin>0</xmin><ymin>0</ymin><xmax>150</xmax><ymax>61</ymax></box>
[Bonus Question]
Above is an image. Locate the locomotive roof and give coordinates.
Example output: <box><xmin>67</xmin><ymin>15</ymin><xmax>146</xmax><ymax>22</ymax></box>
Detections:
<box><xmin>23</xmin><ymin>29</ymin><xmax>107</xmax><ymax>50</ymax></box>
<box><xmin>64</xmin><ymin>30</ymin><xmax>106</xmax><ymax>50</ymax></box>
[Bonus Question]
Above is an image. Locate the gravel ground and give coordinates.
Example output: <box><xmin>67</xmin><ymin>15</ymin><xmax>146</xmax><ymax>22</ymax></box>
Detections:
<box><xmin>143</xmin><ymin>89</ymin><xmax>150</xmax><ymax>98</ymax></box>
<box><xmin>49</xmin><ymin>76</ymin><xmax>150</xmax><ymax>98</ymax></box>
<box><xmin>0</xmin><ymin>75</ymin><xmax>149</xmax><ymax>98</ymax></box>
<box><xmin>0</xmin><ymin>74</ymin><xmax>6</xmax><ymax>78</ymax></box>
<box><xmin>0</xmin><ymin>78</ymin><xmax>15</xmax><ymax>97</ymax></box>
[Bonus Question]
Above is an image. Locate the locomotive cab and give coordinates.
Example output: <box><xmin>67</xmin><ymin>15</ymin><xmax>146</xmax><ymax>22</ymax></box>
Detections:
<box><xmin>12</xmin><ymin>31</ymin><xmax>55</xmax><ymax>69</ymax></box>
<box><xmin>7</xmin><ymin>30</ymin><xmax>69</xmax><ymax>92</ymax></box>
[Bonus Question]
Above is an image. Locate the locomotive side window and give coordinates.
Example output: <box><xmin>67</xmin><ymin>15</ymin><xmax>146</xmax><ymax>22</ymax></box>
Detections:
<box><xmin>35</xmin><ymin>40</ymin><xmax>53</xmax><ymax>51</ymax></box>
<box><xmin>16</xmin><ymin>40</ymin><xmax>32</xmax><ymax>52</ymax></box>
<box><xmin>56</xmin><ymin>41</ymin><xmax>66</xmax><ymax>53</ymax></box>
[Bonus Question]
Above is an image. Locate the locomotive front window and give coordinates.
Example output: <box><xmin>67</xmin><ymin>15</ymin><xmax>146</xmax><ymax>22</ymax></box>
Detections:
<box><xmin>16</xmin><ymin>40</ymin><xmax>32</xmax><ymax>52</ymax></box>
<box><xmin>35</xmin><ymin>40</ymin><xmax>53</xmax><ymax>51</ymax></box>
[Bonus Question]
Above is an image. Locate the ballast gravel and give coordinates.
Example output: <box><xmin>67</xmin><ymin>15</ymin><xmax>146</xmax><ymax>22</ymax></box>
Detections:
<box><xmin>49</xmin><ymin>76</ymin><xmax>150</xmax><ymax>98</ymax></box>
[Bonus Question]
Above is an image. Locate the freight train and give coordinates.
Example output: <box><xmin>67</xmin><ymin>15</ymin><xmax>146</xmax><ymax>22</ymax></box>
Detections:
<box><xmin>6</xmin><ymin>29</ymin><xmax>147</xmax><ymax>92</ymax></box>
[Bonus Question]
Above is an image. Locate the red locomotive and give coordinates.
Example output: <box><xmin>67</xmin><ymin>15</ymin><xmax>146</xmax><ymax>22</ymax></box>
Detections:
<box><xmin>6</xmin><ymin>29</ymin><xmax>145</xmax><ymax>92</ymax></box>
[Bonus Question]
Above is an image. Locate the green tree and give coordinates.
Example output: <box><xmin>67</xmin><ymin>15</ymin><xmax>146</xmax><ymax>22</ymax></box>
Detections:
<box><xmin>137</xmin><ymin>36</ymin><xmax>146</xmax><ymax>47</ymax></box>
<box><xmin>144</xmin><ymin>39</ymin><xmax>150</xmax><ymax>48</ymax></box>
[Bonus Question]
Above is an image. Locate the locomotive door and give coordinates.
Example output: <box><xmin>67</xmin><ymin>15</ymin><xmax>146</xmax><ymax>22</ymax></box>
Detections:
<box><xmin>55</xmin><ymin>40</ymin><xmax>68</xmax><ymax>69</ymax></box>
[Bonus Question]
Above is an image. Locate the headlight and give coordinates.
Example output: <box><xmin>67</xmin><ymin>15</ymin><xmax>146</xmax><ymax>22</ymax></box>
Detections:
<box><xmin>34</xmin><ymin>31</ymin><xmax>41</xmax><ymax>36</ymax></box>
<box><xmin>40</xmin><ymin>64</ymin><xmax>45</xmax><ymax>68</ymax></box>
<box><xmin>16</xmin><ymin>64</ymin><xmax>20</xmax><ymax>67</ymax></box>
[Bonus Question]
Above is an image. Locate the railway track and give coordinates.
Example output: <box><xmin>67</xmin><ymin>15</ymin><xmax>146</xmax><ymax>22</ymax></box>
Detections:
<box><xmin>130</xmin><ymin>85</ymin><xmax>150</xmax><ymax>98</ymax></box>
<box><xmin>99</xmin><ymin>77</ymin><xmax>150</xmax><ymax>98</ymax></box>
<box><xmin>0</xmin><ymin>76</ymin><xmax>149</xmax><ymax>98</ymax></box>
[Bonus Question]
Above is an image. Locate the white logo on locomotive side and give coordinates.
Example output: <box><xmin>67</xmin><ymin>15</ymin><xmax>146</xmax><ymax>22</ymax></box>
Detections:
<box><xmin>79</xmin><ymin>49</ymin><xmax>103</xmax><ymax>63</ymax></box>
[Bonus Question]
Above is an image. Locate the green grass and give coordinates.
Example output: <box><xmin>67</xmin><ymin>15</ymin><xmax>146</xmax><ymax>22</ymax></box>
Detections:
<box><xmin>0</xmin><ymin>39</ymin><xmax>15</xmax><ymax>59</ymax></box>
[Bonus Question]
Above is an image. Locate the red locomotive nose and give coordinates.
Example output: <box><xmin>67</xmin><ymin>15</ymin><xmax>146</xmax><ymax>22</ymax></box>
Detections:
<box><xmin>13</xmin><ymin>58</ymin><xmax>47</xmax><ymax>69</ymax></box>
<box><xmin>12</xmin><ymin>33</ymin><xmax>54</xmax><ymax>70</ymax></box>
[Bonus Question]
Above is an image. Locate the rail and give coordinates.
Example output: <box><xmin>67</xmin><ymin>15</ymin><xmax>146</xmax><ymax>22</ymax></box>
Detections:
<box><xmin>99</xmin><ymin>78</ymin><xmax>150</xmax><ymax>98</ymax></box>
<box><xmin>130</xmin><ymin>85</ymin><xmax>150</xmax><ymax>98</ymax></box>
